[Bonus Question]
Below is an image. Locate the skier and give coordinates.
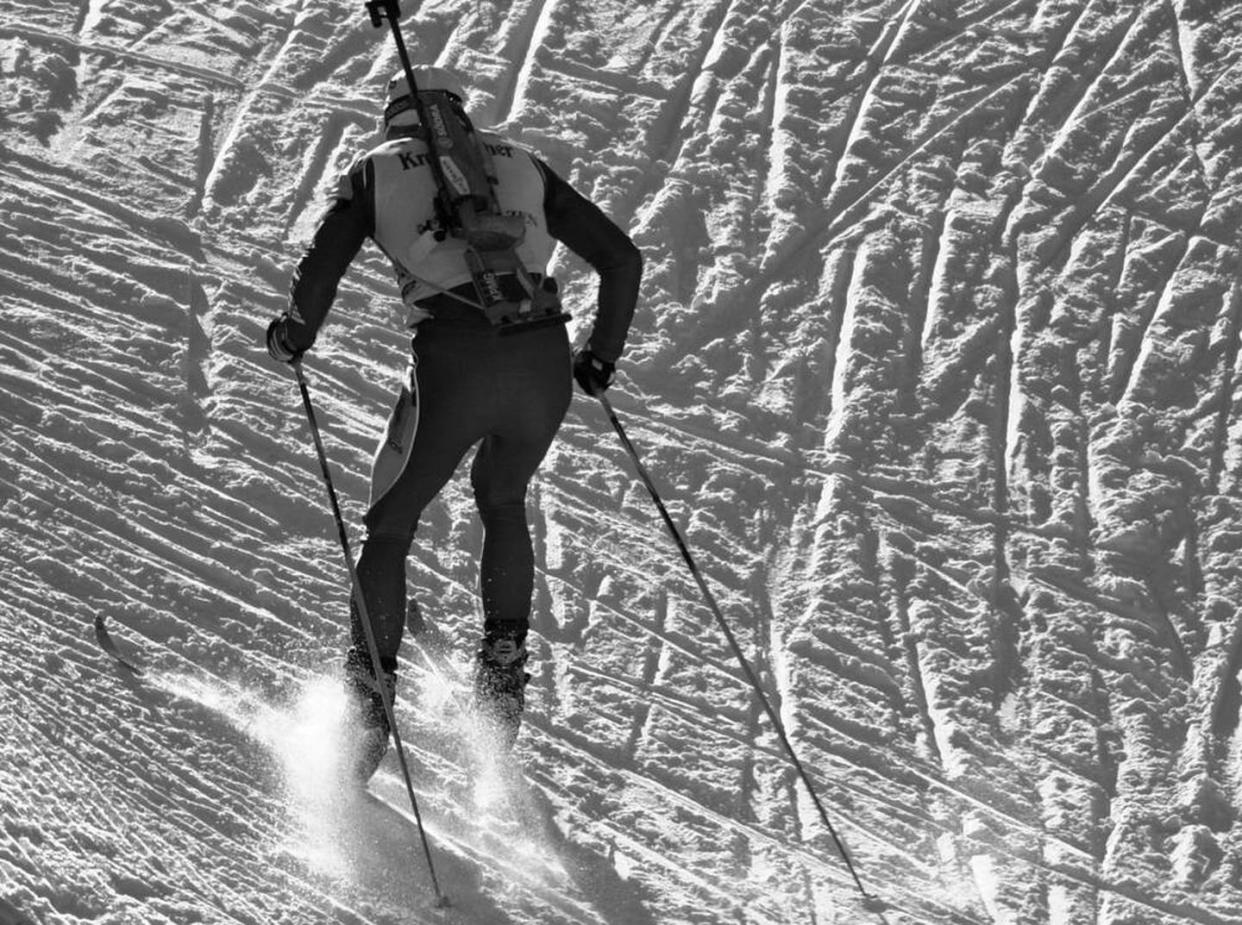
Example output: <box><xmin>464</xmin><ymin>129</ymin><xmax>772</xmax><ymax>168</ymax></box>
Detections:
<box><xmin>265</xmin><ymin>67</ymin><xmax>641</xmax><ymax>779</ymax></box>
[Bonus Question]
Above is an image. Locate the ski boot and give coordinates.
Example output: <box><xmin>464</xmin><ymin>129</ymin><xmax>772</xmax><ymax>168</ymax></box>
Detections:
<box><xmin>343</xmin><ymin>646</ymin><xmax>398</xmax><ymax>783</ymax></box>
<box><xmin>472</xmin><ymin>632</ymin><xmax>530</xmax><ymax>752</ymax></box>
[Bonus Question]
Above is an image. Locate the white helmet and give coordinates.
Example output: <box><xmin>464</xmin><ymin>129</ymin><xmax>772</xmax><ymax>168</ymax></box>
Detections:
<box><xmin>383</xmin><ymin>66</ymin><xmax>468</xmax><ymax>129</ymax></box>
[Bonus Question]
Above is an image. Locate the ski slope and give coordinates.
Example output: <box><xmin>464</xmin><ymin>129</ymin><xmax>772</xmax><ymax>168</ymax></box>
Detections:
<box><xmin>3</xmin><ymin>0</ymin><xmax>1242</xmax><ymax>922</ymax></box>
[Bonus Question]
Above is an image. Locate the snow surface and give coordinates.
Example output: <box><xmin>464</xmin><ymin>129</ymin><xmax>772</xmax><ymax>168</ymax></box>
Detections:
<box><xmin>2</xmin><ymin>0</ymin><xmax>1242</xmax><ymax>923</ymax></box>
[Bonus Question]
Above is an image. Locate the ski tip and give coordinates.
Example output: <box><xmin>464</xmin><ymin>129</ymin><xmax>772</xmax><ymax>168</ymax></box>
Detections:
<box><xmin>94</xmin><ymin>614</ymin><xmax>145</xmax><ymax>676</ymax></box>
<box><xmin>432</xmin><ymin>893</ymin><xmax>452</xmax><ymax>909</ymax></box>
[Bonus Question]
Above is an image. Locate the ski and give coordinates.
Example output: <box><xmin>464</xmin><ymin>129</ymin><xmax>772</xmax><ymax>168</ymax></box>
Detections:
<box><xmin>94</xmin><ymin>614</ymin><xmax>145</xmax><ymax>676</ymax></box>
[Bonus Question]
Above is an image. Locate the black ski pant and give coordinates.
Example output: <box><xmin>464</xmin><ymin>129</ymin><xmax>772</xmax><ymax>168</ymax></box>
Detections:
<box><xmin>350</xmin><ymin>317</ymin><xmax>571</xmax><ymax>665</ymax></box>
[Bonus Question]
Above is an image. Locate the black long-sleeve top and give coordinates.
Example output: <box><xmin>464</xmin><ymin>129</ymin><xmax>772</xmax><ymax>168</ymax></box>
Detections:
<box><xmin>282</xmin><ymin>149</ymin><xmax>642</xmax><ymax>364</ymax></box>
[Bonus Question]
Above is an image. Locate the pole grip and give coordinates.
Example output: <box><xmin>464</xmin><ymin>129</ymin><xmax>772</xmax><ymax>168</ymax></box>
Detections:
<box><xmin>366</xmin><ymin>0</ymin><xmax>398</xmax><ymax>28</ymax></box>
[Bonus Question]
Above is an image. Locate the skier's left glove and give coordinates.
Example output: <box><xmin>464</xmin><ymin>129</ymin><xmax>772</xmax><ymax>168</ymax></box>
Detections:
<box><xmin>266</xmin><ymin>316</ymin><xmax>304</xmax><ymax>364</ymax></box>
<box><xmin>572</xmin><ymin>348</ymin><xmax>615</xmax><ymax>396</ymax></box>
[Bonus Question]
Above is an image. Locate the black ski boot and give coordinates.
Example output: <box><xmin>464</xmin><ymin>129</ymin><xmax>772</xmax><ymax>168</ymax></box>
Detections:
<box><xmin>343</xmin><ymin>646</ymin><xmax>398</xmax><ymax>783</ymax></box>
<box><xmin>472</xmin><ymin>631</ymin><xmax>529</xmax><ymax>752</ymax></box>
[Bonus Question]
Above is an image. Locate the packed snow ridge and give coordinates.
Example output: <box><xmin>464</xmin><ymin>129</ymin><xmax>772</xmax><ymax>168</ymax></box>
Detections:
<box><xmin>3</xmin><ymin>1</ymin><xmax>1242</xmax><ymax>923</ymax></box>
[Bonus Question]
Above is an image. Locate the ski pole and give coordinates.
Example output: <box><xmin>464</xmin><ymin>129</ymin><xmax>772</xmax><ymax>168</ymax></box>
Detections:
<box><xmin>292</xmin><ymin>361</ymin><xmax>450</xmax><ymax>909</ymax></box>
<box><xmin>366</xmin><ymin>0</ymin><xmax>462</xmax><ymax>228</ymax></box>
<box><xmin>595</xmin><ymin>392</ymin><xmax>889</xmax><ymax>920</ymax></box>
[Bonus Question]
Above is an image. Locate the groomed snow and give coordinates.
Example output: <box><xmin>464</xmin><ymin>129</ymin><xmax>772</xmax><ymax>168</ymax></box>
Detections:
<box><xmin>3</xmin><ymin>1</ymin><xmax>1242</xmax><ymax>923</ymax></box>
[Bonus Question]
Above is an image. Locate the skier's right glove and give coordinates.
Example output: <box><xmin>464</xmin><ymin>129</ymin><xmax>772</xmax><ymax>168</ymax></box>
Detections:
<box><xmin>572</xmin><ymin>348</ymin><xmax>615</xmax><ymax>396</ymax></box>
<box><xmin>266</xmin><ymin>316</ymin><xmax>304</xmax><ymax>365</ymax></box>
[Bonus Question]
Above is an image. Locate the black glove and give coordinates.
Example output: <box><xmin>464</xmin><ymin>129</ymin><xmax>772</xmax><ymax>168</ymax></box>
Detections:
<box><xmin>572</xmin><ymin>348</ymin><xmax>615</xmax><ymax>396</ymax></box>
<box><xmin>266</xmin><ymin>316</ymin><xmax>304</xmax><ymax>364</ymax></box>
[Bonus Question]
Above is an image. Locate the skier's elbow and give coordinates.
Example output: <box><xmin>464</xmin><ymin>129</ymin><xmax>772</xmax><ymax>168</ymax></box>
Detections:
<box><xmin>618</xmin><ymin>238</ymin><xmax>642</xmax><ymax>279</ymax></box>
<box><xmin>602</xmin><ymin>238</ymin><xmax>642</xmax><ymax>295</ymax></box>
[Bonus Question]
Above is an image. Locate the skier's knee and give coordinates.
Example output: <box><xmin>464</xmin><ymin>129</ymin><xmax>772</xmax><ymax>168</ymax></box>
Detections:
<box><xmin>474</xmin><ymin>496</ymin><xmax>526</xmax><ymax>528</ymax></box>
<box><xmin>358</xmin><ymin>532</ymin><xmax>413</xmax><ymax>565</ymax></box>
